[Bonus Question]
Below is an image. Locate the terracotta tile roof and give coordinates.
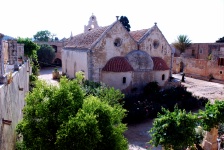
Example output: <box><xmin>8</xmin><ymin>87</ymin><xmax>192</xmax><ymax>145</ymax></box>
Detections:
<box><xmin>130</xmin><ymin>29</ymin><xmax>148</xmax><ymax>41</ymax></box>
<box><xmin>65</xmin><ymin>26</ymin><xmax>110</xmax><ymax>49</ymax></box>
<box><xmin>152</xmin><ymin>57</ymin><xmax>169</xmax><ymax>70</ymax></box>
<box><xmin>102</xmin><ymin>56</ymin><xmax>134</xmax><ymax>72</ymax></box>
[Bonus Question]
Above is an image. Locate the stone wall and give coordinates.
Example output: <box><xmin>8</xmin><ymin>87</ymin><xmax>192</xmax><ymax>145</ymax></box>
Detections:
<box><xmin>0</xmin><ymin>61</ymin><xmax>30</xmax><ymax>150</ymax></box>
<box><xmin>173</xmin><ymin>57</ymin><xmax>224</xmax><ymax>81</ymax></box>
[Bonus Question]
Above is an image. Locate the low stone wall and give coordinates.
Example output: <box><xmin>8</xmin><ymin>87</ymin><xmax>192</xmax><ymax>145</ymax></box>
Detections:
<box><xmin>0</xmin><ymin>62</ymin><xmax>30</xmax><ymax>150</ymax></box>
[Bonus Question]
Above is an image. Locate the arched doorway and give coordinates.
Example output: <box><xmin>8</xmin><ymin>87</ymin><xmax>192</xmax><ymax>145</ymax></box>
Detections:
<box><xmin>180</xmin><ymin>61</ymin><xmax>184</xmax><ymax>72</ymax></box>
<box><xmin>53</xmin><ymin>58</ymin><xmax>62</xmax><ymax>66</ymax></box>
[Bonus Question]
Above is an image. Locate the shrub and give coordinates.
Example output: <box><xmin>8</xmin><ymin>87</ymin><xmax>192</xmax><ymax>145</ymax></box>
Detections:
<box><xmin>16</xmin><ymin>76</ymin><xmax>128</xmax><ymax>149</ymax></box>
<box><xmin>149</xmin><ymin>106</ymin><xmax>197</xmax><ymax>150</ymax></box>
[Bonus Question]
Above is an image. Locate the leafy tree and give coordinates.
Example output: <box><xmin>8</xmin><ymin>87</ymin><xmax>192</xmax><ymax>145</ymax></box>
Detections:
<box><xmin>17</xmin><ymin>37</ymin><xmax>39</xmax><ymax>58</ymax></box>
<box><xmin>37</xmin><ymin>44</ymin><xmax>55</xmax><ymax>66</ymax></box>
<box><xmin>149</xmin><ymin>106</ymin><xmax>197</xmax><ymax>150</ymax></box>
<box><xmin>33</xmin><ymin>30</ymin><xmax>51</xmax><ymax>42</ymax></box>
<box><xmin>173</xmin><ymin>35</ymin><xmax>191</xmax><ymax>54</ymax></box>
<box><xmin>17</xmin><ymin>37</ymin><xmax>40</xmax><ymax>76</ymax></box>
<box><xmin>16</xmin><ymin>75</ymin><xmax>128</xmax><ymax>150</ymax></box>
<box><xmin>119</xmin><ymin>16</ymin><xmax>131</xmax><ymax>32</ymax></box>
<box><xmin>216</xmin><ymin>36</ymin><xmax>224</xmax><ymax>43</ymax></box>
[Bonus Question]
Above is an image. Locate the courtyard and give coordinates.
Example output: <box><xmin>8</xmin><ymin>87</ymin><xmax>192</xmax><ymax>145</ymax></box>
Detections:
<box><xmin>38</xmin><ymin>67</ymin><xmax>224</xmax><ymax>150</ymax></box>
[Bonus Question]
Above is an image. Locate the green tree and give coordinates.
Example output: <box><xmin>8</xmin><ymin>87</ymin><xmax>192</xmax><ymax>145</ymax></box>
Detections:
<box><xmin>119</xmin><ymin>16</ymin><xmax>131</xmax><ymax>32</ymax></box>
<box><xmin>173</xmin><ymin>35</ymin><xmax>191</xmax><ymax>54</ymax></box>
<box><xmin>33</xmin><ymin>30</ymin><xmax>51</xmax><ymax>42</ymax></box>
<box><xmin>17</xmin><ymin>37</ymin><xmax>40</xmax><ymax>76</ymax></box>
<box><xmin>216</xmin><ymin>36</ymin><xmax>224</xmax><ymax>43</ymax></box>
<box><xmin>16</xmin><ymin>75</ymin><xmax>128</xmax><ymax>150</ymax></box>
<box><xmin>149</xmin><ymin>106</ymin><xmax>197</xmax><ymax>150</ymax></box>
<box><xmin>17</xmin><ymin>37</ymin><xmax>39</xmax><ymax>58</ymax></box>
<box><xmin>37</xmin><ymin>44</ymin><xmax>55</xmax><ymax>66</ymax></box>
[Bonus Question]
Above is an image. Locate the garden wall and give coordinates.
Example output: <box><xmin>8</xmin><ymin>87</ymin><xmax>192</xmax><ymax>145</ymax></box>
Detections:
<box><xmin>0</xmin><ymin>62</ymin><xmax>30</xmax><ymax>150</ymax></box>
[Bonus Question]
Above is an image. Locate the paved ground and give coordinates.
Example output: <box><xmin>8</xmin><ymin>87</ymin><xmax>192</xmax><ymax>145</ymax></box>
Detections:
<box><xmin>172</xmin><ymin>74</ymin><xmax>224</xmax><ymax>102</ymax></box>
<box><xmin>38</xmin><ymin>68</ymin><xmax>224</xmax><ymax>150</ymax></box>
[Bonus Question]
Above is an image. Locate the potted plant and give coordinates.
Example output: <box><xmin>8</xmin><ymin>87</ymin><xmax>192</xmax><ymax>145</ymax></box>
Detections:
<box><xmin>52</xmin><ymin>68</ymin><xmax>60</xmax><ymax>79</ymax></box>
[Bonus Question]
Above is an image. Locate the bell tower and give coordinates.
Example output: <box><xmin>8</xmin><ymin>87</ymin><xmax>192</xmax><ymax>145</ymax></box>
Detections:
<box><xmin>84</xmin><ymin>13</ymin><xmax>99</xmax><ymax>32</ymax></box>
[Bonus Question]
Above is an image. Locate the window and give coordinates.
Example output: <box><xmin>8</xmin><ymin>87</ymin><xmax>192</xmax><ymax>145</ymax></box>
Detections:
<box><xmin>218</xmin><ymin>58</ymin><xmax>224</xmax><ymax>66</ymax></box>
<box><xmin>192</xmin><ymin>50</ymin><xmax>195</xmax><ymax>56</ymax></box>
<box><xmin>220</xmin><ymin>71</ymin><xmax>223</xmax><ymax>74</ymax></box>
<box><xmin>52</xmin><ymin>45</ymin><xmax>57</xmax><ymax>53</ymax></box>
<box><xmin>162</xmin><ymin>74</ymin><xmax>165</xmax><ymax>80</ymax></box>
<box><xmin>114</xmin><ymin>38</ymin><xmax>122</xmax><ymax>47</ymax></box>
<box><xmin>153</xmin><ymin>40</ymin><xmax>159</xmax><ymax>49</ymax></box>
<box><xmin>199</xmin><ymin>49</ymin><xmax>203</xmax><ymax>54</ymax></box>
<box><xmin>122</xmin><ymin>77</ymin><xmax>126</xmax><ymax>84</ymax></box>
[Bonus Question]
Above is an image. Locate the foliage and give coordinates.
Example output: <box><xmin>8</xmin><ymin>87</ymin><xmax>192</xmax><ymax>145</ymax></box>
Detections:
<box><xmin>173</xmin><ymin>35</ymin><xmax>191</xmax><ymax>54</ymax></box>
<box><xmin>149</xmin><ymin>106</ymin><xmax>197</xmax><ymax>150</ymax></box>
<box><xmin>37</xmin><ymin>44</ymin><xmax>55</xmax><ymax>67</ymax></box>
<box><xmin>119</xmin><ymin>16</ymin><xmax>131</xmax><ymax>32</ymax></box>
<box><xmin>33</xmin><ymin>30</ymin><xmax>51</xmax><ymax>42</ymax></box>
<box><xmin>16</xmin><ymin>75</ymin><xmax>128</xmax><ymax>150</ymax></box>
<box><xmin>143</xmin><ymin>81</ymin><xmax>160</xmax><ymax>96</ymax></box>
<box><xmin>216</xmin><ymin>36</ymin><xmax>224</xmax><ymax>43</ymax></box>
<box><xmin>198</xmin><ymin>101</ymin><xmax>224</xmax><ymax>131</ymax></box>
<box><xmin>17</xmin><ymin>37</ymin><xmax>40</xmax><ymax>58</ymax></box>
<box><xmin>82</xmin><ymin>80</ymin><xmax>124</xmax><ymax>106</ymax></box>
<box><xmin>123</xmin><ymin>85</ymin><xmax>208</xmax><ymax>123</ymax></box>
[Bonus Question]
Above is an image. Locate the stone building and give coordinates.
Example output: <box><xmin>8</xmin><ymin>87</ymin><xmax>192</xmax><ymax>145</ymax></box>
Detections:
<box><xmin>173</xmin><ymin>43</ymin><xmax>224</xmax><ymax>81</ymax></box>
<box><xmin>62</xmin><ymin>16</ymin><xmax>173</xmax><ymax>93</ymax></box>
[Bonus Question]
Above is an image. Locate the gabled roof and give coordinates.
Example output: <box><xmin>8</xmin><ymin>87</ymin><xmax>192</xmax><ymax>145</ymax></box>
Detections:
<box><xmin>151</xmin><ymin>57</ymin><xmax>169</xmax><ymax>70</ymax></box>
<box><xmin>130</xmin><ymin>29</ymin><xmax>148</xmax><ymax>41</ymax></box>
<box><xmin>65</xmin><ymin>26</ymin><xmax>110</xmax><ymax>49</ymax></box>
<box><xmin>102</xmin><ymin>56</ymin><xmax>134</xmax><ymax>72</ymax></box>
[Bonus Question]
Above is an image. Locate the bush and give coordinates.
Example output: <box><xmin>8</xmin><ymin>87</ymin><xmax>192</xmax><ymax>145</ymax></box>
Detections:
<box><xmin>149</xmin><ymin>106</ymin><xmax>197</xmax><ymax>150</ymax></box>
<box><xmin>16</xmin><ymin>75</ymin><xmax>128</xmax><ymax>150</ymax></box>
<box><xmin>37</xmin><ymin>44</ymin><xmax>55</xmax><ymax>67</ymax></box>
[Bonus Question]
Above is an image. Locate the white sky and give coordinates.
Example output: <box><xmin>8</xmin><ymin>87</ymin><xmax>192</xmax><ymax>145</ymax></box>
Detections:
<box><xmin>0</xmin><ymin>0</ymin><xmax>224</xmax><ymax>43</ymax></box>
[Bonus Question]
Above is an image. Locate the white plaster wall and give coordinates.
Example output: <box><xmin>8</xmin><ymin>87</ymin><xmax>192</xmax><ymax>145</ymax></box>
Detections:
<box><xmin>101</xmin><ymin>72</ymin><xmax>132</xmax><ymax>90</ymax></box>
<box><xmin>0</xmin><ymin>61</ymin><xmax>30</xmax><ymax>150</ymax></box>
<box><xmin>62</xmin><ymin>49</ymin><xmax>88</xmax><ymax>79</ymax></box>
<box><xmin>153</xmin><ymin>70</ymin><xmax>169</xmax><ymax>86</ymax></box>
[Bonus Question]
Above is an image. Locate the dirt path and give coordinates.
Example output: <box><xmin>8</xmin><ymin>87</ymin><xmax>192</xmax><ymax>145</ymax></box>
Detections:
<box><xmin>38</xmin><ymin>68</ymin><xmax>224</xmax><ymax>150</ymax></box>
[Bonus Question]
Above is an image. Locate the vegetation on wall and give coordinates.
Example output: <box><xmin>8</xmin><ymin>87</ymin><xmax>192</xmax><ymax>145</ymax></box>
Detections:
<box><xmin>16</xmin><ymin>73</ymin><xmax>128</xmax><ymax>150</ymax></box>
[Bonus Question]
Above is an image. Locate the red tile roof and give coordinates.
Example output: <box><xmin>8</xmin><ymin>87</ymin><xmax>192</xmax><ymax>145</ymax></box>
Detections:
<box><xmin>102</xmin><ymin>57</ymin><xmax>134</xmax><ymax>72</ymax></box>
<box><xmin>152</xmin><ymin>57</ymin><xmax>169</xmax><ymax>70</ymax></box>
<box><xmin>130</xmin><ymin>29</ymin><xmax>148</xmax><ymax>41</ymax></box>
<box><xmin>65</xmin><ymin>26</ymin><xmax>109</xmax><ymax>49</ymax></box>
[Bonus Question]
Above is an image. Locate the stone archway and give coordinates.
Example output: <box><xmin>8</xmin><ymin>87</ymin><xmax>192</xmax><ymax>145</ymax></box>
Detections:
<box><xmin>180</xmin><ymin>61</ymin><xmax>184</xmax><ymax>72</ymax></box>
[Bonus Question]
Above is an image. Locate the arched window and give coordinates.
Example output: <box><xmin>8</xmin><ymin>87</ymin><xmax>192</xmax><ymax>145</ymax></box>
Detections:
<box><xmin>162</xmin><ymin>74</ymin><xmax>165</xmax><ymax>80</ymax></box>
<box><xmin>123</xmin><ymin>77</ymin><xmax>126</xmax><ymax>84</ymax></box>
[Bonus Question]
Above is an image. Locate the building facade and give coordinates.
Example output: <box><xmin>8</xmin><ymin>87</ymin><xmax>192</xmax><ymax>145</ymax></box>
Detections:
<box><xmin>173</xmin><ymin>43</ymin><xmax>224</xmax><ymax>81</ymax></box>
<box><xmin>62</xmin><ymin>16</ymin><xmax>173</xmax><ymax>93</ymax></box>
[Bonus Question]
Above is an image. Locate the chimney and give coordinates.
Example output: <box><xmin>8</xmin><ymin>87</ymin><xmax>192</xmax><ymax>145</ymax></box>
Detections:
<box><xmin>116</xmin><ymin>16</ymin><xmax>119</xmax><ymax>21</ymax></box>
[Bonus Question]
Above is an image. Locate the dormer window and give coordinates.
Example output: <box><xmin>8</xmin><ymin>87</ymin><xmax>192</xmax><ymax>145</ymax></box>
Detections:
<box><xmin>114</xmin><ymin>38</ymin><xmax>122</xmax><ymax>47</ymax></box>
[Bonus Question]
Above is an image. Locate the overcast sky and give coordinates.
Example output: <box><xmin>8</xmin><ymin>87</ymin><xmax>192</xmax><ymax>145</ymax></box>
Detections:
<box><xmin>0</xmin><ymin>0</ymin><xmax>223</xmax><ymax>43</ymax></box>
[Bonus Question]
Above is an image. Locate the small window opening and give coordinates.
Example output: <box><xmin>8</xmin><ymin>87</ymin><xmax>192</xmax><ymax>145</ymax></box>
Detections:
<box><xmin>192</xmin><ymin>50</ymin><xmax>195</xmax><ymax>56</ymax></box>
<box><xmin>162</xmin><ymin>74</ymin><xmax>165</xmax><ymax>80</ymax></box>
<box><xmin>114</xmin><ymin>38</ymin><xmax>122</xmax><ymax>47</ymax></box>
<box><xmin>220</xmin><ymin>71</ymin><xmax>223</xmax><ymax>74</ymax></box>
<box><xmin>218</xmin><ymin>58</ymin><xmax>224</xmax><ymax>66</ymax></box>
<box><xmin>122</xmin><ymin>77</ymin><xmax>126</xmax><ymax>84</ymax></box>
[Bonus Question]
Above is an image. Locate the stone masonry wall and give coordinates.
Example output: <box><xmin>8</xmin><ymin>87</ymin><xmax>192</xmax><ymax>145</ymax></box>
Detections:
<box><xmin>0</xmin><ymin>61</ymin><xmax>30</xmax><ymax>150</ymax></box>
